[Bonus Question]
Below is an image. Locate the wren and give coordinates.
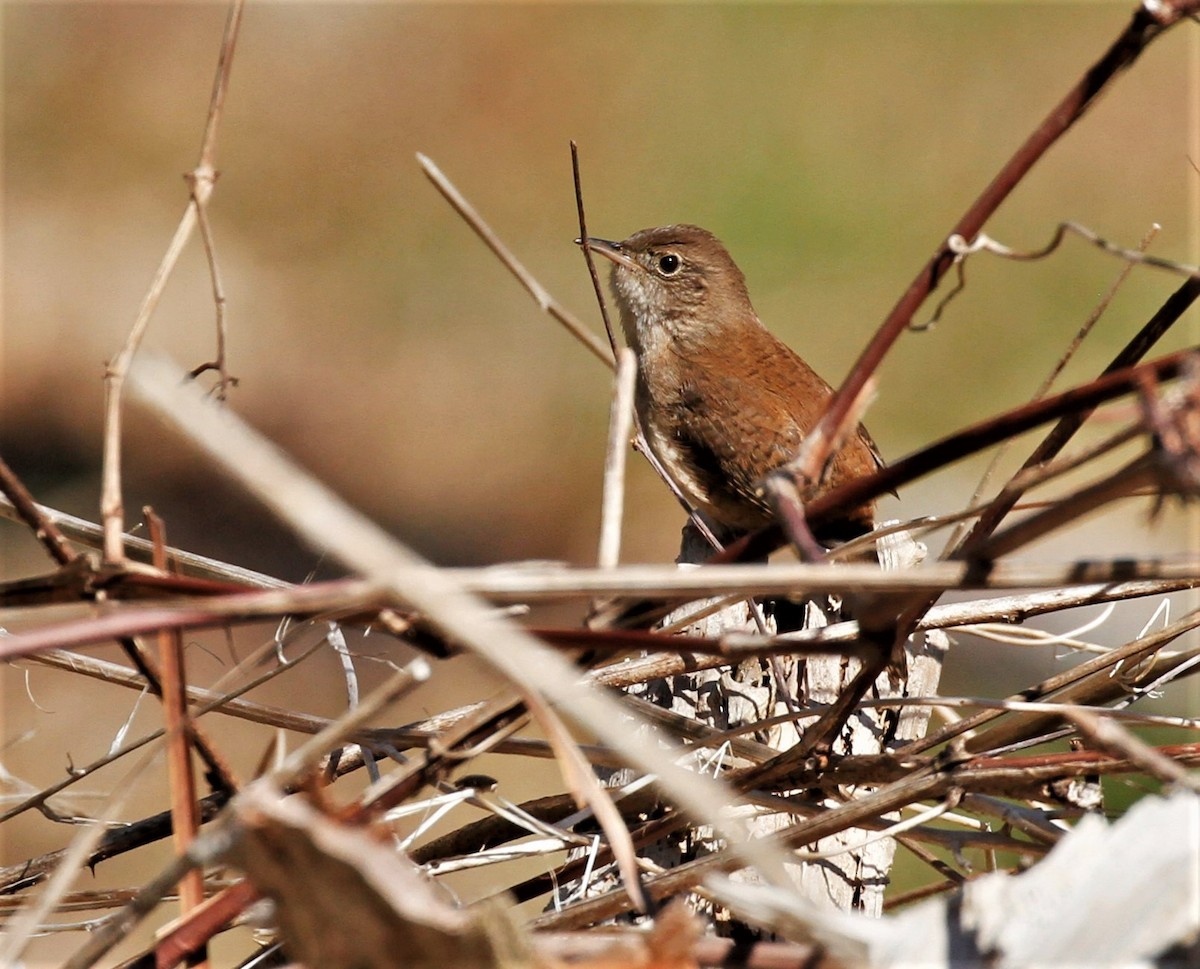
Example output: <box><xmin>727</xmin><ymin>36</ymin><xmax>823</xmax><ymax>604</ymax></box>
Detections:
<box><xmin>583</xmin><ymin>224</ymin><xmax>882</xmax><ymax>546</ymax></box>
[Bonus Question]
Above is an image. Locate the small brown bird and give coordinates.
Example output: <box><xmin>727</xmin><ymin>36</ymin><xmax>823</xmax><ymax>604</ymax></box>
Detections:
<box><xmin>584</xmin><ymin>224</ymin><xmax>882</xmax><ymax>546</ymax></box>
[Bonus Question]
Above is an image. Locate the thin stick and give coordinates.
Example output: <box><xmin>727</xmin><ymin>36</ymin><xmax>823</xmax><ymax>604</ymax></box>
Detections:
<box><xmin>99</xmin><ymin>0</ymin><xmax>245</xmax><ymax>564</ymax></box>
<box><xmin>598</xmin><ymin>348</ymin><xmax>637</xmax><ymax>568</ymax></box>
<box><xmin>0</xmin><ymin>452</ymin><xmax>78</xmax><ymax>566</ymax></box>
<box><xmin>186</xmin><ymin>193</ymin><xmax>237</xmax><ymax>399</ymax></box>
<box><xmin>146</xmin><ymin>509</ymin><xmax>207</xmax><ymax>951</ymax></box>
<box><xmin>6</xmin><ymin>556</ymin><xmax>1200</xmax><ymax>668</ymax></box>
<box><xmin>416</xmin><ymin>152</ymin><xmax>614</xmax><ymax>368</ymax></box>
<box><xmin>44</xmin><ymin>563</ymin><xmax>1190</xmax><ymax>743</ymax></box>
<box><xmin>960</xmin><ymin>281</ymin><xmax>1200</xmax><ymax>554</ymax></box>
<box><xmin>0</xmin><ymin>746</ymin><xmax>162</xmax><ymax>965</ymax></box>
<box><xmin>439</xmin><ymin>142</ymin><xmax>719</xmax><ymax>550</ymax></box>
<box><xmin>0</xmin><ymin>492</ymin><xmax>285</xmax><ymax>588</ymax></box>
<box><xmin>949</xmin><ymin>220</ymin><xmax>1190</xmax><ymax>276</ymax></box>
<box><xmin>266</xmin><ymin>658</ymin><xmax>432</xmax><ymax>792</ymax></box>
<box><xmin>910</xmin><ymin>605</ymin><xmax>1200</xmax><ymax>757</ymax></box>
<box><xmin>60</xmin><ymin>847</ymin><xmax>252</xmax><ymax>969</ymax></box>
<box><xmin>1064</xmin><ymin>707</ymin><xmax>1200</xmax><ymax>791</ymax></box>
<box><xmin>3</xmin><ymin>639</ymin><xmax>325</xmax><ymax>828</ymax></box>
<box><xmin>570</xmin><ymin>141</ymin><xmax>620</xmax><ymax>360</ymax></box>
<box><xmin>798</xmin><ymin>345</ymin><xmax>1200</xmax><ymax>539</ymax></box>
<box><xmin>972</xmin><ymin>451</ymin><xmax>1160</xmax><ymax>559</ymax></box>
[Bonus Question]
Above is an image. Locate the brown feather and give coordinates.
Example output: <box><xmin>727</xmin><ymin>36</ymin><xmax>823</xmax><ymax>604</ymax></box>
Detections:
<box><xmin>587</xmin><ymin>224</ymin><xmax>881</xmax><ymax>544</ymax></box>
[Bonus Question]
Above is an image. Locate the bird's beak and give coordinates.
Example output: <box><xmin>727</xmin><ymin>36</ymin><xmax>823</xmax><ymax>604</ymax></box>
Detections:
<box><xmin>577</xmin><ymin>236</ymin><xmax>640</xmax><ymax>272</ymax></box>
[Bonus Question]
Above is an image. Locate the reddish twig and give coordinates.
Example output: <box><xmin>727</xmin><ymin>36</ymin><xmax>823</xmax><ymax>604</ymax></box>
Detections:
<box><xmin>955</xmin><ymin>274</ymin><xmax>1200</xmax><ymax>555</ymax></box>
<box><xmin>571</xmin><ymin>141</ymin><xmax>620</xmax><ymax>361</ymax></box>
<box><xmin>969</xmin><ymin>451</ymin><xmax>1161</xmax><ymax>560</ymax></box>
<box><xmin>0</xmin><ymin>452</ymin><xmax>78</xmax><ymax>567</ymax></box>
<box><xmin>797</xmin><ymin>1</ymin><xmax>1198</xmax><ymax>489</ymax></box>
<box><xmin>947</xmin><ymin>222</ymin><xmax>1161</xmax><ymax>550</ymax></box>
<box><xmin>150</xmin><ymin>880</ymin><xmax>259</xmax><ymax>969</ymax></box>
<box><xmin>718</xmin><ymin>344</ymin><xmax>1200</xmax><ymax>566</ymax></box>
<box><xmin>146</xmin><ymin>509</ymin><xmax>208</xmax><ymax>961</ymax></box>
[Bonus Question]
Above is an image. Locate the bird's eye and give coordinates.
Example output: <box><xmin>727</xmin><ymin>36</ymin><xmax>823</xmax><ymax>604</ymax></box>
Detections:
<box><xmin>657</xmin><ymin>253</ymin><xmax>681</xmax><ymax>275</ymax></box>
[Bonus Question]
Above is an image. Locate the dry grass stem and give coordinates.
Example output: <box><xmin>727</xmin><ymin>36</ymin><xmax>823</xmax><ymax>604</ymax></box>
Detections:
<box><xmin>571</xmin><ymin>140</ymin><xmax>621</xmax><ymax>360</ymax></box>
<box><xmin>99</xmin><ymin>0</ymin><xmax>245</xmax><ymax>564</ymax></box>
<box><xmin>0</xmin><ymin>746</ymin><xmax>162</xmax><ymax>965</ymax></box>
<box><xmin>597</xmin><ymin>347</ymin><xmax>637</xmax><ymax>569</ymax></box>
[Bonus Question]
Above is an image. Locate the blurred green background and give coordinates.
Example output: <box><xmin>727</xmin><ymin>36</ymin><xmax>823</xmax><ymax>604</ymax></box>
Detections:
<box><xmin>3</xmin><ymin>3</ymin><xmax>1199</xmax><ymax>961</ymax></box>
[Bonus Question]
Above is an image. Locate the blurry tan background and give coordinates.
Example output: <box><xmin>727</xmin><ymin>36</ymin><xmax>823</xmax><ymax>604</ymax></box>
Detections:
<box><xmin>2</xmin><ymin>3</ymin><xmax>1199</xmax><ymax>962</ymax></box>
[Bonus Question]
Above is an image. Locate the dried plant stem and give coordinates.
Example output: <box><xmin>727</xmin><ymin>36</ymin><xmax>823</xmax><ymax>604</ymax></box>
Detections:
<box><xmin>268</xmin><ymin>658</ymin><xmax>433</xmax><ymax>792</ymax></box>
<box><xmin>0</xmin><ymin>452</ymin><xmax>78</xmax><ymax>566</ymax></box>
<box><xmin>0</xmin><ymin>887</ymin><xmax>221</xmax><ymax>916</ymax></box>
<box><xmin>61</xmin><ymin>865</ymin><xmax>255</xmax><ymax>969</ymax></box>
<box><xmin>598</xmin><ymin>348</ymin><xmax>637</xmax><ymax>568</ymax></box>
<box><xmin>185</xmin><ymin>187</ymin><xmax>236</xmax><ymax>398</ymax></box>
<box><xmin>533</xmin><ymin>767</ymin><xmax>946</xmax><ymax>929</ymax></box>
<box><xmin>952</xmin><ymin>276</ymin><xmax>1200</xmax><ymax>558</ymax></box>
<box><xmin>146</xmin><ymin>509</ymin><xmax>207</xmax><ymax>945</ymax></box>
<box><xmin>5</xmin><ymin>557</ymin><xmax>1200</xmax><ymax>667</ymax></box>
<box><xmin>973</xmin><ymin>451</ymin><xmax>1160</xmax><ymax>559</ymax></box>
<box><xmin>102</xmin><ymin>207</ymin><xmax>197</xmax><ymax>557</ymax></box>
<box><xmin>1065</xmin><ymin>707</ymin><xmax>1200</xmax><ymax>791</ymax></box>
<box><xmin>910</xmin><ymin>605</ymin><xmax>1200</xmax><ymax>757</ymax></box>
<box><xmin>0</xmin><ymin>746</ymin><xmax>161</xmax><ymax>965</ymax></box>
<box><xmin>951</xmin><ymin>220</ymin><xmax>1192</xmax><ymax>276</ymax></box>
<box><xmin>804</xmin><ymin>345</ymin><xmax>1199</xmax><ymax>540</ymax></box>
<box><xmin>114</xmin><ymin>635</ymin><xmax>240</xmax><ymax>797</ymax></box>
<box><xmin>425</xmin><ymin>144</ymin><xmax>725</xmax><ymax>552</ymax></box>
<box><xmin>129</xmin><ymin>352</ymin><xmax>797</xmax><ymax>894</ymax></box>
<box><xmin>538</xmin><ymin>735</ymin><xmax>1200</xmax><ymax>930</ymax></box>
<box><xmin>571</xmin><ymin>140</ymin><xmax>620</xmax><ymax>360</ymax></box>
<box><xmin>0</xmin><ymin>492</ymin><xmax>286</xmax><ymax>587</ymax></box>
<box><xmin>447</xmin><ymin>558</ymin><xmax>1200</xmax><ymax>599</ymax></box>
<box><xmin>53</xmin><ymin>660</ymin><xmax>433</xmax><ymax>966</ymax></box>
<box><xmin>14</xmin><ymin>645</ymin><xmax>320</xmax><ymax>774</ymax></box>
<box><xmin>0</xmin><ymin>794</ymin><xmax>229</xmax><ymax>898</ymax></box>
<box><xmin>99</xmin><ymin>0</ymin><xmax>244</xmax><ymax>564</ymax></box>
<box><xmin>2</xmin><ymin>631</ymin><xmax>327</xmax><ymax>831</ymax></box>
